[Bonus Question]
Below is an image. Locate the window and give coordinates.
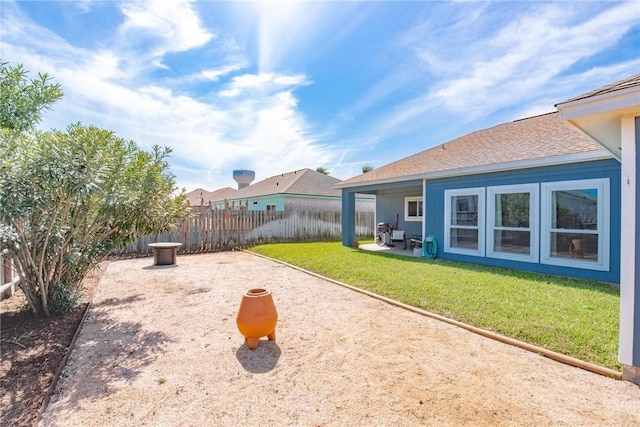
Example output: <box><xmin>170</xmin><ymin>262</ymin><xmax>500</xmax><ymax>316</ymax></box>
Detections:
<box><xmin>404</xmin><ymin>196</ymin><xmax>423</xmax><ymax>222</ymax></box>
<box><xmin>266</xmin><ymin>204</ymin><xmax>276</xmax><ymax>212</ymax></box>
<box><xmin>487</xmin><ymin>184</ymin><xmax>539</xmax><ymax>262</ymax></box>
<box><xmin>444</xmin><ymin>188</ymin><xmax>485</xmax><ymax>256</ymax></box>
<box><xmin>540</xmin><ymin>179</ymin><xmax>609</xmax><ymax>271</ymax></box>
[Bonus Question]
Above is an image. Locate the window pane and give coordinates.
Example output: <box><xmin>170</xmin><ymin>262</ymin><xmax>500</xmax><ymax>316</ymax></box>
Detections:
<box><xmin>494</xmin><ymin>230</ymin><xmax>530</xmax><ymax>254</ymax></box>
<box><xmin>408</xmin><ymin>201</ymin><xmax>417</xmax><ymax>217</ymax></box>
<box><xmin>451</xmin><ymin>195</ymin><xmax>478</xmax><ymax>226</ymax></box>
<box><xmin>552</xmin><ymin>189</ymin><xmax>598</xmax><ymax>230</ymax></box>
<box><xmin>406</xmin><ymin>199</ymin><xmax>423</xmax><ymax>218</ymax></box>
<box><xmin>450</xmin><ymin>228</ymin><xmax>478</xmax><ymax>249</ymax></box>
<box><xmin>549</xmin><ymin>232</ymin><xmax>598</xmax><ymax>261</ymax></box>
<box><xmin>495</xmin><ymin>193</ymin><xmax>529</xmax><ymax>227</ymax></box>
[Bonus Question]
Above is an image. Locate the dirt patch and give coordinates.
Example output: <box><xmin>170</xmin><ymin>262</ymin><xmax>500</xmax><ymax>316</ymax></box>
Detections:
<box><xmin>0</xmin><ymin>263</ymin><xmax>105</xmax><ymax>426</ymax></box>
<box><xmin>31</xmin><ymin>251</ymin><xmax>640</xmax><ymax>425</ymax></box>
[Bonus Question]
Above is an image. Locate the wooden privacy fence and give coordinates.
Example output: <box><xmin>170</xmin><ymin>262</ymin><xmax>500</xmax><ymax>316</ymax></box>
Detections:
<box><xmin>117</xmin><ymin>209</ymin><xmax>375</xmax><ymax>255</ymax></box>
<box><xmin>0</xmin><ymin>254</ymin><xmax>19</xmax><ymax>300</ymax></box>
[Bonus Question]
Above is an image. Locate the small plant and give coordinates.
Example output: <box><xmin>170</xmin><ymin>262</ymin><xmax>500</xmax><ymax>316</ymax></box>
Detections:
<box><xmin>1</xmin><ymin>331</ymin><xmax>35</xmax><ymax>348</ymax></box>
<box><xmin>48</xmin><ymin>281</ymin><xmax>82</xmax><ymax>315</ymax></box>
<box><xmin>157</xmin><ymin>377</ymin><xmax>167</xmax><ymax>385</ymax></box>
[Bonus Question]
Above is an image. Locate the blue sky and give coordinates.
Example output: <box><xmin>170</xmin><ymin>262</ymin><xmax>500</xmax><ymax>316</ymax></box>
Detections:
<box><xmin>1</xmin><ymin>1</ymin><xmax>639</xmax><ymax>192</ymax></box>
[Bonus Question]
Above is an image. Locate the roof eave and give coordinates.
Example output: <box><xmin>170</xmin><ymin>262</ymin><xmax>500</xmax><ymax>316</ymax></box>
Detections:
<box><xmin>337</xmin><ymin>150</ymin><xmax>612</xmax><ymax>190</ymax></box>
<box><xmin>556</xmin><ymin>86</ymin><xmax>640</xmax><ymax>120</ymax></box>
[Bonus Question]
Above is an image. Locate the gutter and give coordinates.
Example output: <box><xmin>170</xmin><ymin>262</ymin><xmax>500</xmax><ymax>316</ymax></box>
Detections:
<box><xmin>334</xmin><ymin>151</ymin><xmax>613</xmax><ymax>190</ymax></box>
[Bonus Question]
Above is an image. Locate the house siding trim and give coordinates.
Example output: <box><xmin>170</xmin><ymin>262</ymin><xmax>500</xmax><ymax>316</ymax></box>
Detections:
<box><xmin>486</xmin><ymin>183</ymin><xmax>540</xmax><ymax>263</ymax></box>
<box><xmin>444</xmin><ymin>187</ymin><xmax>486</xmax><ymax>257</ymax></box>
<box><xmin>620</xmin><ymin>116</ymin><xmax>640</xmax><ymax>366</ymax></box>
<box><xmin>540</xmin><ymin>178</ymin><xmax>610</xmax><ymax>272</ymax></box>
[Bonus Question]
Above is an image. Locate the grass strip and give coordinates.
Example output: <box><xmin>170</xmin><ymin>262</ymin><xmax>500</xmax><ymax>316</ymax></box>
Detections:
<box><xmin>249</xmin><ymin>241</ymin><xmax>620</xmax><ymax>371</ymax></box>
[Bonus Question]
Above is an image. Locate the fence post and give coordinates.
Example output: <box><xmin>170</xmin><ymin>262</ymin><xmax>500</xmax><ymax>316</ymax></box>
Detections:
<box><xmin>1</xmin><ymin>254</ymin><xmax>16</xmax><ymax>299</ymax></box>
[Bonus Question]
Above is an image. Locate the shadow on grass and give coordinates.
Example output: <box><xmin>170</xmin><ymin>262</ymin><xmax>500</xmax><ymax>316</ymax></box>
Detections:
<box><xmin>235</xmin><ymin>340</ymin><xmax>281</xmax><ymax>373</ymax></box>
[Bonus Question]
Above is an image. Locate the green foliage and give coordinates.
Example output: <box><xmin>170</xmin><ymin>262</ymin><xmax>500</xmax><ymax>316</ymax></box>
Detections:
<box><xmin>315</xmin><ymin>167</ymin><xmax>329</xmax><ymax>175</ymax></box>
<box><xmin>1</xmin><ymin>124</ymin><xmax>190</xmax><ymax>316</ymax></box>
<box><xmin>0</xmin><ymin>62</ymin><xmax>190</xmax><ymax>316</ymax></box>
<box><xmin>0</xmin><ymin>62</ymin><xmax>62</xmax><ymax>134</ymax></box>
<box><xmin>361</xmin><ymin>165</ymin><xmax>373</xmax><ymax>173</ymax></box>
<box><xmin>48</xmin><ymin>281</ymin><xmax>81</xmax><ymax>315</ymax></box>
<box><xmin>497</xmin><ymin>192</ymin><xmax>529</xmax><ymax>227</ymax></box>
<box><xmin>250</xmin><ymin>242</ymin><xmax>621</xmax><ymax>370</ymax></box>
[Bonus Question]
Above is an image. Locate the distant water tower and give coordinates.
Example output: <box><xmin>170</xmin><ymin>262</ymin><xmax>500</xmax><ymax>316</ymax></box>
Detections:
<box><xmin>233</xmin><ymin>169</ymin><xmax>255</xmax><ymax>190</ymax></box>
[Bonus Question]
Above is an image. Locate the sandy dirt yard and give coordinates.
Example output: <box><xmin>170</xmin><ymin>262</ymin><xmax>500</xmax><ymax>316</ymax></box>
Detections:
<box><xmin>40</xmin><ymin>251</ymin><xmax>640</xmax><ymax>426</ymax></box>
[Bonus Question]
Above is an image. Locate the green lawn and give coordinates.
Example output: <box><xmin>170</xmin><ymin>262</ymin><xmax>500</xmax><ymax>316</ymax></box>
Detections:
<box><xmin>249</xmin><ymin>241</ymin><xmax>621</xmax><ymax>371</ymax></box>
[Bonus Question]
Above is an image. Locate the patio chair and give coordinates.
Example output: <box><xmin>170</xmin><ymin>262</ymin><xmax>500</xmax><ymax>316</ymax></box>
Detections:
<box><xmin>389</xmin><ymin>230</ymin><xmax>406</xmax><ymax>248</ymax></box>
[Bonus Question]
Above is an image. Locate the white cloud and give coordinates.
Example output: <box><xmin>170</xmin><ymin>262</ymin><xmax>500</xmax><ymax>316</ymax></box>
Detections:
<box><xmin>253</xmin><ymin>2</ymin><xmax>323</xmax><ymax>73</ymax></box>
<box><xmin>363</xmin><ymin>1</ymin><xmax>639</xmax><ymax>139</ymax></box>
<box><xmin>429</xmin><ymin>2</ymin><xmax>639</xmax><ymax>118</ymax></box>
<box><xmin>218</xmin><ymin>72</ymin><xmax>311</xmax><ymax>98</ymax></box>
<box><xmin>119</xmin><ymin>0</ymin><xmax>213</xmax><ymax>54</ymax></box>
<box><xmin>1</xmin><ymin>0</ymin><xmax>334</xmax><ymax>191</ymax></box>
<box><xmin>236</xmin><ymin>2</ymin><xmax>364</xmax><ymax>73</ymax></box>
<box><xmin>199</xmin><ymin>63</ymin><xmax>247</xmax><ymax>81</ymax></box>
<box><xmin>2</xmin><ymin>1</ymin><xmax>637</xmax><ymax>190</ymax></box>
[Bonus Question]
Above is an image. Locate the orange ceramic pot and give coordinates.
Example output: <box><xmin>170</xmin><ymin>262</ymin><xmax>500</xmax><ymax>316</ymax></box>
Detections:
<box><xmin>236</xmin><ymin>288</ymin><xmax>278</xmax><ymax>350</ymax></box>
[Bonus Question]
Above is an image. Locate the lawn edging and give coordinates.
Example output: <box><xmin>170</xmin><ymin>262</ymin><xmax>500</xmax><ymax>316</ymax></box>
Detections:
<box><xmin>34</xmin><ymin>263</ymin><xmax>108</xmax><ymax>425</ymax></box>
<box><xmin>246</xmin><ymin>249</ymin><xmax>622</xmax><ymax>380</ymax></box>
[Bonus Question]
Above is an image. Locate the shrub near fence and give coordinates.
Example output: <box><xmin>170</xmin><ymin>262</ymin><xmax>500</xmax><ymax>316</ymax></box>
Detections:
<box><xmin>117</xmin><ymin>209</ymin><xmax>375</xmax><ymax>255</ymax></box>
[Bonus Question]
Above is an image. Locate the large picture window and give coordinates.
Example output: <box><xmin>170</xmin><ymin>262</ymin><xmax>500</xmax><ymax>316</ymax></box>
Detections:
<box><xmin>404</xmin><ymin>196</ymin><xmax>423</xmax><ymax>222</ymax></box>
<box><xmin>444</xmin><ymin>188</ymin><xmax>485</xmax><ymax>256</ymax></box>
<box><xmin>540</xmin><ymin>179</ymin><xmax>609</xmax><ymax>271</ymax></box>
<box><xmin>487</xmin><ymin>184</ymin><xmax>539</xmax><ymax>262</ymax></box>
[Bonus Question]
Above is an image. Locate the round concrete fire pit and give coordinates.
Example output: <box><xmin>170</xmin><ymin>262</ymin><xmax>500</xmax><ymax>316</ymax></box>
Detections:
<box><xmin>148</xmin><ymin>242</ymin><xmax>182</xmax><ymax>266</ymax></box>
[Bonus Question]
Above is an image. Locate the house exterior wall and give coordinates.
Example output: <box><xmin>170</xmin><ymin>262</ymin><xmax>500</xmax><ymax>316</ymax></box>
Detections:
<box><xmin>286</xmin><ymin>197</ymin><xmax>342</xmax><ymax>212</ymax></box>
<box><xmin>424</xmin><ymin>158</ymin><xmax>621</xmax><ymax>283</ymax></box>
<box><xmin>375</xmin><ymin>186</ymin><xmax>423</xmax><ymax>237</ymax></box>
<box><xmin>247</xmin><ymin>196</ymin><xmax>285</xmax><ymax>211</ymax></box>
<box><xmin>218</xmin><ymin>195</ymin><xmax>374</xmax><ymax>213</ymax></box>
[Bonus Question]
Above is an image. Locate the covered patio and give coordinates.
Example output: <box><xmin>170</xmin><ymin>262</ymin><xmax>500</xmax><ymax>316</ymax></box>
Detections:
<box><xmin>359</xmin><ymin>242</ymin><xmax>419</xmax><ymax>257</ymax></box>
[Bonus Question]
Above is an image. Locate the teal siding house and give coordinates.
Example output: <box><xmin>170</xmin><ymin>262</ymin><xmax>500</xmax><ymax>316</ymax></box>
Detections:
<box><xmin>338</xmin><ymin>112</ymin><xmax>620</xmax><ymax>283</ymax></box>
<box><xmin>212</xmin><ymin>168</ymin><xmax>374</xmax><ymax>213</ymax></box>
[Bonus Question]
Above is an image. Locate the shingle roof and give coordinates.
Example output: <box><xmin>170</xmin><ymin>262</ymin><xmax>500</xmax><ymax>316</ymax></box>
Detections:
<box><xmin>217</xmin><ymin>168</ymin><xmax>342</xmax><ymax>201</ymax></box>
<box><xmin>186</xmin><ymin>187</ymin><xmax>236</xmax><ymax>206</ymax></box>
<box><xmin>558</xmin><ymin>74</ymin><xmax>640</xmax><ymax>105</ymax></box>
<box><xmin>339</xmin><ymin>112</ymin><xmax>608</xmax><ymax>187</ymax></box>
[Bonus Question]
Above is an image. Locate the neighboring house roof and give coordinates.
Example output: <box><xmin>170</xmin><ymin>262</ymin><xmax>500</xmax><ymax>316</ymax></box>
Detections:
<box><xmin>558</xmin><ymin>74</ymin><xmax>640</xmax><ymax>105</ymax></box>
<box><xmin>337</xmin><ymin>112</ymin><xmax>610</xmax><ymax>188</ymax></box>
<box><xmin>216</xmin><ymin>168</ymin><xmax>343</xmax><ymax>201</ymax></box>
<box><xmin>186</xmin><ymin>187</ymin><xmax>236</xmax><ymax>206</ymax></box>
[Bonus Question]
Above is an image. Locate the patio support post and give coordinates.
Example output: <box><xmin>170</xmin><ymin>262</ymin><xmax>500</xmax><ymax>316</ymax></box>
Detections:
<box><xmin>620</xmin><ymin>116</ymin><xmax>640</xmax><ymax>385</ymax></box>
<box><xmin>341</xmin><ymin>190</ymin><xmax>356</xmax><ymax>247</ymax></box>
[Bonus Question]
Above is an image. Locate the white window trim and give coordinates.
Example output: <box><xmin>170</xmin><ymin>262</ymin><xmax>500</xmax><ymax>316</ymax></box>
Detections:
<box><xmin>487</xmin><ymin>184</ymin><xmax>539</xmax><ymax>263</ymax></box>
<box><xmin>540</xmin><ymin>178</ymin><xmax>610</xmax><ymax>271</ymax></box>
<box><xmin>404</xmin><ymin>196</ymin><xmax>423</xmax><ymax>222</ymax></box>
<box><xmin>444</xmin><ymin>187</ymin><xmax>485</xmax><ymax>257</ymax></box>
